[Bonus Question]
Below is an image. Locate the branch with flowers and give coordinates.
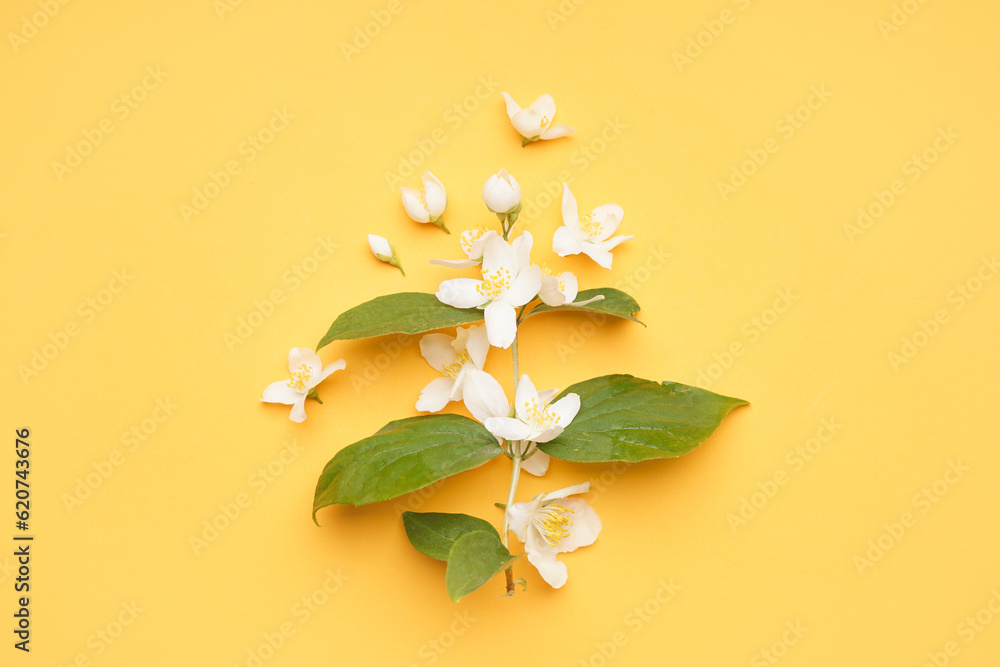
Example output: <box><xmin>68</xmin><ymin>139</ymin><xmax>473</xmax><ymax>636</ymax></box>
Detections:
<box><xmin>262</xmin><ymin>92</ymin><xmax>748</xmax><ymax>601</ymax></box>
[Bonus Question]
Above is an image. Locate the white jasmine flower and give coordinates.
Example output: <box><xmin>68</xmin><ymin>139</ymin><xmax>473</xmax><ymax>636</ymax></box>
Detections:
<box><xmin>501</xmin><ymin>92</ymin><xmax>574</xmax><ymax>145</ymax></box>
<box><xmin>538</xmin><ymin>269</ymin><xmax>605</xmax><ymax>307</ymax></box>
<box><xmin>552</xmin><ymin>184</ymin><xmax>631</xmax><ymax>269</ymax></box>
<box><xmin>367</xmin><ymin>234</ymin><xmax>404</xmax><ymax>275</ymax></box>
<box><xmin>261</xmin><ymin>348</ymin><xmax>345</xmax><ymax>422</ymax></box>
<box><xmin>401</xmin><ymin>170</ymin><xmax>448</xmax><ymax>232</ymax></box>
<box><xmin>415</xmin><ymin>325</ymin><xmax>489</xmax><ymax>413</ymax></box>
<box><xmin>483</xmin><ymin>374</ymin><xmax>580</xmax><ymax>444</ymax></box>
<box><xmin>506</xmin><ymin>482</ymin><xmax>602</xmax><ymax>588</ymax></box>
<box><xmin>435</xmin><ymin>233</ymin><xmax>542</xmax><ymax>349</ymax></box>
<box><xmin>482</xmin><ymin>168</ymin><xmax>522</xmax><ymax>215</ymax></box>
<box><xmin>429</xmin><ymin>227</ymin><xmax>499</xmax><ymax>269</ymax></box>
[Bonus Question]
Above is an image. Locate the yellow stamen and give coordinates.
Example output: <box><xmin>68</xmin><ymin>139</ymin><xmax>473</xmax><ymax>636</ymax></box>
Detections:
<box><xmin>477</xmin><ymin>267</ymin><xmax>511</xmax><ymax>300</ymax></box>
<box><xmin>286</xmin><ymin>363</ymin><xmax>312</xmax><ymax>392</ymax></box>
<box><xmin>461</xmin><ymin>226</ymin><xmax>490</xmax><ymax>255</ymax></box>
<box><xmin>440</xmin><ymin>350</ymin><xmax>471</xmax><ymax>379</ymax></box>
<box><xmin>539</xmin><ymin>115</ymin><xmax>551</xmax><ymax>129</ymax></box>
<box><xmin>522</xmin><ymin>397</ymin><xmax>560</xmax><ymax>430</ymax></box>
<box><xmin>535</xmin><ymin>503</ymin><xmax>575</xmax><ymax>547</ymax></box>
<box><xmin>578</xmin><ymin>212</ymin><xmax>602</xmax><ymax>238</ymax></box>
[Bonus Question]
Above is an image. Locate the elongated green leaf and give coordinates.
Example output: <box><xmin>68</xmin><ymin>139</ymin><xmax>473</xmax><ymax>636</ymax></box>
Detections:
<box><xmin>313</xmin><ymin>415</ymin><xmax>503</xmax><ymax>519</ymax></box>
<box><xmin>524</xmin><ymin>288</ymin><xmax>643</xmax><ymax>325</ymax></box>
<box><xmin>445</xmin><ymin>531</ymin><xmax>518</xmax><ymax>602</ymax></box>
<box><xmin>539</xmin><ymin>375</ymin><xmax>747</xmax><ymax>463</ymax></box>
<box><xmin>403</xmin><ymin>512</ymin><xmax>500</xmax><ymax>561</ymax></box>
<box><xmin>317</xmin><ymin>292</ymin><xmax>483</xmax><ymax>350</ymax></box>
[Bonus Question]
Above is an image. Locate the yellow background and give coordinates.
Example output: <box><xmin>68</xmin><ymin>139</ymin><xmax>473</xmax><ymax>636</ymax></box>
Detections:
<box><xmin>3</xmin><ymin>0</ymin><xmax>999</xmax><ymax>664</ymax></box>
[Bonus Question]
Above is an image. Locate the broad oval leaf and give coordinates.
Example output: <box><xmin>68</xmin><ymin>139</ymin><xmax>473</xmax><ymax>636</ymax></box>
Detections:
<box><xmin>539</xmin><ymin>375</ymin><xmax>747</xmax><ymax>463</ymax></box>
<box><xmin>445</xmin><ymin>530</ymin><xmax>518</xmax><ymax>602</ymax></box>
<box><xmin>403</xmin><ymin>512</ymin><xmax>499</xmax><ymax>561</ymax></box>
<box><xmin>317</xmin><ymin>292</ymin><xmax>483</xmax><ymax>350</ymax></box>
<box><xmin>313</xmin><ymin>414</ymin><xmax>503</xmax><ymax>519</ymax></box>
<box><xmin>524</xmin><ymin>288</ymin><xmax>643</xmax><ymax>325</ymax></box>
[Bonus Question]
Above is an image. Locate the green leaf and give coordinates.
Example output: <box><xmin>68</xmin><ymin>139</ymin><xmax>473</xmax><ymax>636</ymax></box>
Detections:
<box><xmin>539</xmin><ymin>375</ymin><xmax>747</xmax><ymax>463</ymax></box>
<box><xmin>317</xmin><ymin>292</ymin><xmax>483</xmax><ymax>350</ymax></box>
<box><xmin>524</xmin><ymin>288</ymin><xmax>644</xmax><ymax>325</ymax></box>
<box><xmin>445</xmin><ymin>530</ymin><xmax>518</xmax><ymax>602</ymax></box>
<box><xmin>313</xmin><ymin>415</ymin><xmax>503</xmax><ymax>519</ymax></box>
<box><xmin>403</xmin><ymin>512</ymin><xmax>499</xmax><ymax>561</ymax></box>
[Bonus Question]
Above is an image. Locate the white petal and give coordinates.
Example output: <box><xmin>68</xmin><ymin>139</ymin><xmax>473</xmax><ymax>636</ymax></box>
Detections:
<box><xmin>526</xmin><ymin>536</ymin><xmax>568</xmax><ymax>588</ymax></box>
<box><xmin>421</xmin><ymin>171</ymin><xmax>447</xmax><ymax>217</ymax></box>
<box><xmin>538</xmin><ymin>274</ymin><xmax>565</xmax><ymax>307</ymax></box>
<box><xmin>552</xmin><ymin>226</ymin><xmax>584</xmax><ymax>257</ymax></box>
<box><xmin>415</xmin><ymin>376</ymin><xmax>455</xmax><ymax>413</ymax></box>
<box><xmin>288</xmin><ymin>397</ymin><xmax>308</xmax><ymax>423</ymax></box>
<box><xmin>540</xmin><ymin>124</ymin><xmax>574</xmax><ymax>140</ymax></box>
<box><xmin>466</xmin><ymin>229</ymin><xmax>498</xmax><ymax>260</ymax></box>
<box><xmin>484</xmin><ymin>416</ymin><xmax>533</xmax><ymax>441</ymax></box>
<box><xmin>482</xmin><ymin>236</ymin><xmax>517</xmax><ymax>275</ymax></box>
<box><xmin>542</xmin><ymin>481</ymin><xmax>591</xmax><ymax>501</ymax></box>
<box><xmin>506</xmin><ymin>496</ymin><xmax>542</xmax><ymax>543</ymax></box>
<box><xmin>600</xmin><ymin>234</ymin><xmax>633</xmax><ymax>252</ymax></box>
<box><xmin>484</xmin><ymin>300</ymin><xmax>517</xmax><ymax>349</ymax></box>
<box><xmin>500</xmin><ymin>91</ymin><xmax>522</xmax><ymax>120</ymax></box>
<box><xmin>561</xmin><ymin>184</ymin><xmax>580</xmax><ymax>230</ymax></box>
<box><xmin>367</xmin><ymin>234</ymin><xmax>391</xmax><ymax>257</ymax></box>
<box><xmin>261</xmin><ymin>380</ymin><xmax>302</xmax><ymax>405</ymax></box>
<box><xmin>580</xmin><ymin>242</ymin><xmax>614</xmax><ymax>269</ymax></box>
<box><xmin>429</xmin><ymin>257</ymin><xmax>479</xmax><ymax>269</ymax></box>
<box><xmin>520</xmin><ymin>449</ymin><xmax>550</xmax><ymax>476</ymax></box>
<box><xmin>461</xmin><ymin>369</ymin><xmax>510</xmax><ymax>423</ymax></box>
<box><xmin>570</xmin><ymin>295</ymin><xmax>605</xmax><ymax>307</ymax></box>
<box><xmin>528</xmin><ymin>93</ymin><xmax>557</xmax><ymax>120</ymax></box>
<box><xmin>513</xmin><ymin>374</ymin><xmax>538</xmax><ymax>423</ymax></box>
<box><xmin>419</xmin><ymin>333</ymin><xmax>456</xmax><ymax>373</ymax></box>
<box><xmin>548</xmin><ymin>392</ymin><xmax>581</xmax><ymax>428</ymax></box>
<box><xmin>558</xmin><ymin>272</ymin><xmax>579</xmax><ymax>303</ymax></box>
<box><xmin>436</xmin><ymin>278</ymin><xmax>488</xmax><ymax>309</ymax></box>
<box><xmin>510</xmin><ymin>230</ymin><xmax>534</xmax><ymax>270</ymax></box>
<box><xmin>463</xmin><ymin>324</ymin><xmax>490</xmax><ymax>369</ymax></box>
<box><xmin>532</xmin><ymin>425</ymin><xmax>565</xmax><ymax>444</ymax></box>
<box><xmin>449</xmin><ymin>364</ymin><xmax>473</xmax><ymax>401</ymax></box>
<box><xmin>504</xmin><ymin>264</ymin><xmax>542</xmax><ymax>307</ymax></box>
<box><xmin>288</xmin><ymin>347</ymin><xmax>322</xmax><ymax>379</ymax></box>
<box><xmin>317</xmin><ymin>359</ymin><xmax>347</xmax><ymax>384</ymax></box>
<box><xmin>401</xmin><ymin>187</ymin><xmax>430</xmax><ymax>222</ymax></box>
<box><xmin>591</xmin><ymin>204</ymin><xmax>624</xmax><ymax>241</ymax></box>
<box><xmin>511</xmin><ymin>109</ymin><xmax>543</xmax><ymax>138</ymax></box>
<box><xmin>552</xmin><ymin>497</ymin><xmax>601</xmax><ymax>552</ymax></box>
<box><xmin>537</xmin><ymin>387</ymin><xmax>559</xmax><ymax>404</ymax></box>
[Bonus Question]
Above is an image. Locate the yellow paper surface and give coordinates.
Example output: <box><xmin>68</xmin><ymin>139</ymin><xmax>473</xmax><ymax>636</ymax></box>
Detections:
<box><xmin>2</xmin><ymin>0</ymin><xmax>999</xmax><ymax>664</ymax></box>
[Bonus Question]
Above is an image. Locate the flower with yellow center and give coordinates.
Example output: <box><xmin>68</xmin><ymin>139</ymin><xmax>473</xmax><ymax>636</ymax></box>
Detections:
<box><xmin>538</xmin><ymin>268</ymin><xmax>606</xmax><ymax>308</ymax></box>
<box><xmin>500</xmin><ymin>92</ymin><xmax>575</xmax><ymax>146</ymax></box>
<box><xmin>505</xmin><ymin>482</ymin><xmax>602</xmax><ymax>588</ymax></box>
<box><xmin>429</xmin><ymin>227</ymin><xmax>499</xmax><ymax>269</ymax></box>
<box><xmin>435</xmin><ymin>233</ymin><xmax>542</xmax><ymax>349</ymax></box>
<box><xmin>483</xmin><ymin>374</ymin><xmax>580</xmax><ymax>444</ymax></box>
<box><xmin>400</xmin><ymin>171</ymin><xmax>448</xmax><ymax>231</ymax></box>
<box><xmin>261</xmin><ymin>348</ymin><xmax>346</xmax><ymax>422</ymax></box>
<box><xmin>553</xmin><ymin>184</ymin><xmax>632</xmax><ymax>269</ymax></box>
<box><xmin>415</xmin><ymin>325</ymin><xmax>489</xmax><ymax>413</ymax></box>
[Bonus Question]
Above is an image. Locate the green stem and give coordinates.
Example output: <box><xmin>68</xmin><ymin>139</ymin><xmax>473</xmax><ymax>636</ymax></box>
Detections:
<box><xmin>501</xmin><ymin>450</ymin><xmax>522</xmax><ymax>594</ymax></box>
